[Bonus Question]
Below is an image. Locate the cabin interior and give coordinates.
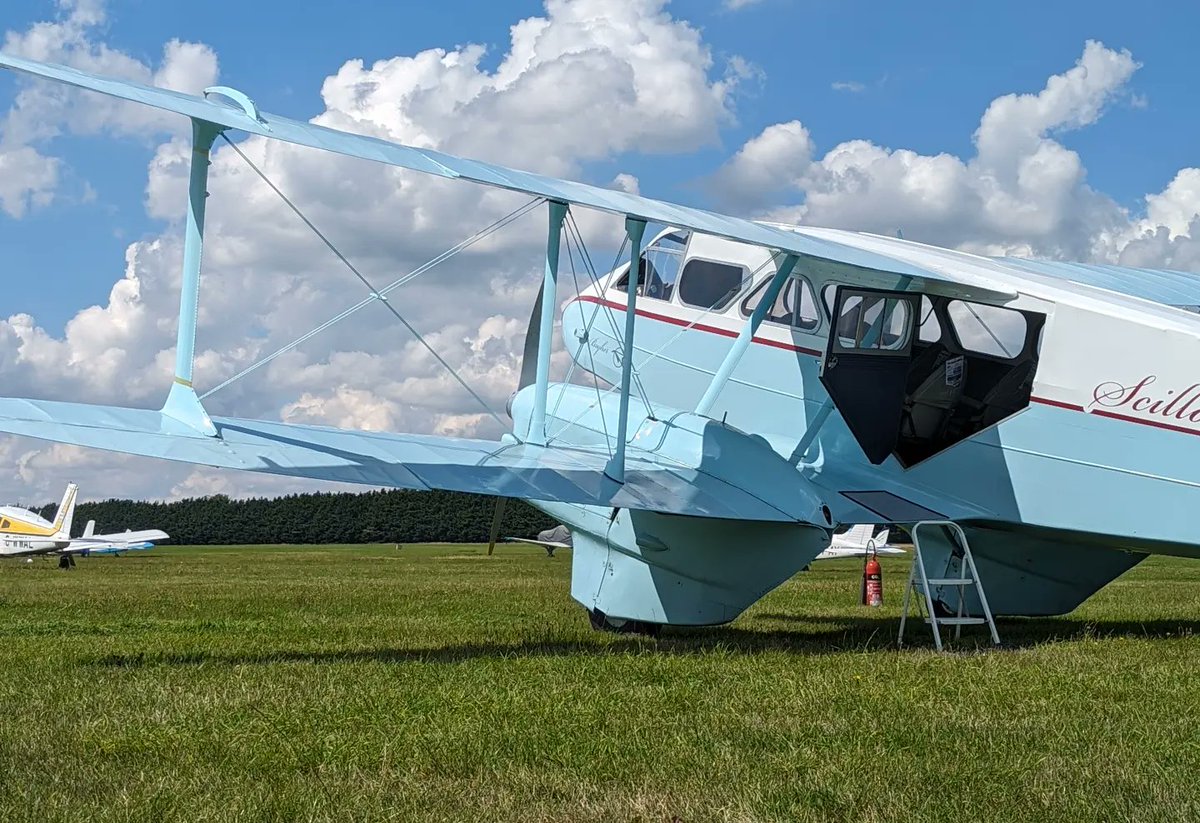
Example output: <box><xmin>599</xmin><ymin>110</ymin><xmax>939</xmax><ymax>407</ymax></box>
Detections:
<box><xmin>609</xmin><ymin>229</ymin><xmax>1047</xmax><ymax>468</ymax></box>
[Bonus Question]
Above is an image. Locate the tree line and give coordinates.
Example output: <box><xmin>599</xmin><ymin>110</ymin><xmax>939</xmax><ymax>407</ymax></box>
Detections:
<box><xmin>29</xmin><ymin>489</ymin><xmax>557</xmax><ymax>545</ymax></box>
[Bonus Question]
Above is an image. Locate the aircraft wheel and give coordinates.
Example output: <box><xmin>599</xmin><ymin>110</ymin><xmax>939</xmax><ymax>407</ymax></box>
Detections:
<box><xmin>587</xmin><ymin>608</ymin><xmax>661</xmax><ymax>637</ymax></box>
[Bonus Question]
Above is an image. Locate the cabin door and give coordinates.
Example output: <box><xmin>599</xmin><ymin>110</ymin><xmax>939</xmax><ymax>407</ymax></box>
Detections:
<box><xmin>820</xmin><ymin>287</ymin><xmax>919</xmax><ymax>464</ymax></box>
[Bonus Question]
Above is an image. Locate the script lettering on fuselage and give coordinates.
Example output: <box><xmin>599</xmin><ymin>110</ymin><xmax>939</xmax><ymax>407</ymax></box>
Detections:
<box><xmin>574</xmin><ymin>327</ymin><xmax>624</xmax><ymax>368</ymax></box>
<box><xmin>1090</xmin><ymin>375</ymin><xmax>1200</xmax><ymax>426</ymax></box>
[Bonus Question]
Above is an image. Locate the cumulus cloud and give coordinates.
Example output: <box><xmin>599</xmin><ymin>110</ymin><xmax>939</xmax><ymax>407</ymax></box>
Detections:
<box><xmin>0</xmin><ymin>0</ymin><xmax>745</xmax><ymax>502</ymax></box>
<box><xmin>710</xmin><ymin>40</ymin><xmax>1179</xmax><ymax>263</ymax></box>
<box><xmin>0</xmin><ymin>0</ymin><xmax>217</xmax><ymax>219</ymax></box>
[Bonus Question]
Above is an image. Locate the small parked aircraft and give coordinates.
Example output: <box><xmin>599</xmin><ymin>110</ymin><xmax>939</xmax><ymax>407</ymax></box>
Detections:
<box><xmin>501</xmin><ymin>525</ymin><xmax>573</xmax><ymax>557</ymax></box>
<box><xmin>0</xmin><ymin>54</ymin><xmax>1197</xmax><ymax>632</ymax></box>
<box><xmin>0</xmin><ymin>482</ymin><xmax>169</xmax><ymax>567</ymax></box>
<box><xmin>0</xmin><ymin>482</ymin><xmax>79</xmax><ymax>557</ymax></box>
<box><xmin>813</xmin><ymin>525</ymin><xmax>904</xmax><ymax>561</ymax></box>
<box><xmin>502</xmin><ymin>522</ymin><xmax>901</xmax><ymax>561</ymax></box>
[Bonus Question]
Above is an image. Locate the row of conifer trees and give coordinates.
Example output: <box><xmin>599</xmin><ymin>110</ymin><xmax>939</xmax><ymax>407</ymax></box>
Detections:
<box><xmin>31</xmin><ymin>489</ymin><xmax>556</xmax><ymax>545</ymax></box>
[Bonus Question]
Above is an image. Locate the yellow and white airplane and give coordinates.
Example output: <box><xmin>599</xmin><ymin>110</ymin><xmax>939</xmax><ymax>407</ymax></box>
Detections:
<box><xmin>0</xmin><ymin>482</ymin><xmax>79</xmax><ymax>557</ymax></box>
<box><xmin>0</xmin><ymin>483</ymin><xmax>170</xmax><ymax>565</ymax></box>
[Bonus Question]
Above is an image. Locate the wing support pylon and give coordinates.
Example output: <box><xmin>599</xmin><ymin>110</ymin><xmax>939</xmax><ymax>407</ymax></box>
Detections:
<box><xmin>160</xmin><ymin>118</ymin><xmax>223</xmax><ymax>437</ymax></box>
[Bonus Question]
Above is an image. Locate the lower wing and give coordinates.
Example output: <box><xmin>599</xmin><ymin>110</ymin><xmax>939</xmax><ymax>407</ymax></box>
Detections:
<box><xmin>502</xmin><ymin>537</ymin><xmax>572</xmax><ymax>549</ymax></box>
<box><xmin>0</xmin><ymin>397</ymin><xmax>821</xmax><ymax>523</ymax></box>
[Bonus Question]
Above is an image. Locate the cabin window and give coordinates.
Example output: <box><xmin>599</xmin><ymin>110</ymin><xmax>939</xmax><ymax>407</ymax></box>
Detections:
<box><xmin>740</xmin><ymin>274</ymin><xmax>820</xmax><ymax>331</ymax></box>
<box><xmin>822</xmin><ymin>283</ymin><xmax>838</xmax><ymax>317</ymax></box>
<box><xmin>833</xmin><ymin>293</ymin><xmax>912</xmax><ymax>353</ymax></box>
<box><xmin>611</xmin><ymin>231</ymin><xmax>688</xmax><ymax>301</ymax></box>
<box><xmin>918</xmin><ymin>296</ymin><xmax>942</xmax><ymax>343</ymax></box>
<box><xmin>677</xmin><ymin>259</ymin><xmax>749</xmax><ymax>311</ymax></box>
<box><xmin>947</xmin><ymin>301</ymin><xmax>1026</xmax><ymax>359</ymax></box>
<box><xmin>0</xmin><ymin>519</ymin><xmax>8</xmax><ymax>529</ymax></box>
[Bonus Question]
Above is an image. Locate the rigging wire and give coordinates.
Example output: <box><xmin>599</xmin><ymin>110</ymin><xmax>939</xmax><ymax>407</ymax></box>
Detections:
<box><xmin>204</xmin><ymin>133</ymin><xmax>541</xmax><ymax>430</ymax></box>
<box><xmin>545</xmin><ymin>249</ymin><xmax>783</xmax><ymax>444</ymax></box>
<box><xmin>553</xmin><ymin>221</ymin><xmax>612</xmax><ymax>456</ymax></box>
<box><xmin>562</xmin><ymin>212</ymin><xmax>655</xmax><ymax>415</ymax></box>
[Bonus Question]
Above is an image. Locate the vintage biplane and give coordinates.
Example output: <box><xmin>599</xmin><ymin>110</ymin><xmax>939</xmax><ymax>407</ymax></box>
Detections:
<box><xmin>1</xmin><ymin>54</ymin><xmax>1197</xmax><ymax>635</ymax></box>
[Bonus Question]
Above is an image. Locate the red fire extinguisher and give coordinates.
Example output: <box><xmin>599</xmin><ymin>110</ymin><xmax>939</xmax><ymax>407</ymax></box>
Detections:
<box><xmin>862</xmin><ymin>553</ymin><xmax>883</xmax><ymax>607</ymax></box>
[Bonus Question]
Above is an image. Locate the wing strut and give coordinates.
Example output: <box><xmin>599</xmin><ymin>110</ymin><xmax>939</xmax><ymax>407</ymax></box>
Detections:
<box><xmin>604</xmin><ymin>217</ymin><xmax>647</xmax><ymax>484</ymax></box>
<box><xmin>695</xmin><ymin>252</ymin><xmax>799</xmax><ymax>417</ymax></box>
<box><xmin>528</xmin><ymin>201</ymin><xmax>568</xmax><ymax>445</ymax></box>
<box><xmin>161</xmin><ymin>119</ymin><xmax>222</xmax><ymax>436</ymax></box>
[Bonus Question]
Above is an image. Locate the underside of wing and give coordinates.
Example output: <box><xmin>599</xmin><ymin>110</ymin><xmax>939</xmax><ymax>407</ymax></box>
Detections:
<box><xmin>0</xmin><ymin>52</ymin><xmax>1016</xmax><ymax>304</ymax></box>
<box><xmin>0</xmin><ymin>397</ymin><xmax>815</xmax><ymax>523</ymax></box>
<box><xmin>997</xmin><ymin>257</ymin><xmax>1200</xmax><ymax>312</ymax></box>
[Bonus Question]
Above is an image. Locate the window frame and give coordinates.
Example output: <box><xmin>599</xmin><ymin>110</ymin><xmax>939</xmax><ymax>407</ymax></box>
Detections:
<box><xmin>945</xmin><ymin>299</ymin><xmax>1028</xmax><ymax>361</ymax></box>
<box><xmin>607</xmin><ymin>231</ymin><xmax>689</xmax><ymax>303</ymax></box>
<box><xmin>676</xmin><ymin>256</ymin><xmax>752</xmax><ymax>313</ymax></box>
<box><xmin>739</xmin><ymin>273</ymin><xmax>823</xmax><ymax>332</ymax></box>
<box><xmin>828</xmin><ymin>287</ymin><xmax>917</xmax><ymax>357</ymax></box>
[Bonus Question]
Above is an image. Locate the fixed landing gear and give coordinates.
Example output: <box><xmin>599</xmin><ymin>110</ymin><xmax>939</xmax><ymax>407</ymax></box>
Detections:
<box><xmin>587</xmin><ymin>608</ymin><xmax>661</xmax><ymax>637</ymax></box>
<box><xmin>57</xmin><ymin>554</ymin><xmax>76</xmax><ymax>570</ymax></box>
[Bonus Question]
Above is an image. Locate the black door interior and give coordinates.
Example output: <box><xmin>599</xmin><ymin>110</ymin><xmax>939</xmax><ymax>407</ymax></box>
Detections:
<box><xmin>819</xmin><ymin>287</ymin><xmax>919</xmax><ymax>464</ymax></box>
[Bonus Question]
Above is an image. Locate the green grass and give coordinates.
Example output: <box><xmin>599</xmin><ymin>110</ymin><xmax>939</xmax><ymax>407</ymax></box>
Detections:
<box><xmin>0</xmin><ymin>544</ymin><xmax>1197</xmax><ymax>822</ymax></box>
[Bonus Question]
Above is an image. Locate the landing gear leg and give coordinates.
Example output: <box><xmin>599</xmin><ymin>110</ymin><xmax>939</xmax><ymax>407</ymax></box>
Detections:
<box><xmin>587</xmin><ymin>608</ymin><xmax>661</xmax><ymax>637</ymax></box>
<box><xmin>57</xmin><ymin>554</ymin><xmax>75</xmax><ymax>570</ymax></box>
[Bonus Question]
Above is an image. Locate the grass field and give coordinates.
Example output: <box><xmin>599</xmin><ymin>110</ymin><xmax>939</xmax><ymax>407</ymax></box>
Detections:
<box><xmin>0</xmin><ymin>544</ymin><xmax>1197</xmax><ymax>822</ymax></box>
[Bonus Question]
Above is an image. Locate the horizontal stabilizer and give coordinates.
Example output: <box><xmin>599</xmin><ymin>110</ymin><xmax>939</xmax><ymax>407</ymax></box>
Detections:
<box><xmin>0</xmin><ymin>397</ymin><xmax>814</xmax><ymax>522</ymax></box>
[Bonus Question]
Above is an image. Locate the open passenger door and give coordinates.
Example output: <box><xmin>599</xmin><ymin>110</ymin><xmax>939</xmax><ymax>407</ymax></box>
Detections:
<box><xmin>819</xmin><ymin>287</ymin><xmax>919</xmax><ymax>464</ymax></box>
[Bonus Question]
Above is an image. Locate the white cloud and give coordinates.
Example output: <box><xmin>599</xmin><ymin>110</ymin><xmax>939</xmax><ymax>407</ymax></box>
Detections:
<box><xmin>723</xmin><ymin>0</ymin><xmax>765</xmax><ymax>9</ymax></box>
<box><xmin>831</xmin><ymin>81</ymin><xmax>865</xmax><ymax>93</ymax></box>
<box><xmin>0</xmin><ymin>0</ymin><xmax>218</xmax><ymax>218</ymax></box>
<box><xmin>710</xmin><ymin>39</ymin><xmax>1188</xmax><ymax>265</ymax></box>
<box><xmin>0</xmin><ymin>144</ymin><xmax>58</xmax><ymax>216</ymax></box>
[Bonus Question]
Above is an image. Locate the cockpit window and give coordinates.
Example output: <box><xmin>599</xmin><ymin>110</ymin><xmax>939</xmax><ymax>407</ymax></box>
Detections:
<box><xmin>741</xmin><ymin>274</ymin><xmax>820</xmax><ymax>331</ymax></box>
<box><xmin>947</xmin><ymin>300</ymin><xmax>1026</xmax><ymax>359</ymax></box>
<box><xmin>611</xmin><ymin>231</ymin><xmax>688</xmax><ymax>301</ymax></box>
<box><xmin>918</xmin><ymin>296</ymin><xmax>942</xmax><ymax>343</ymax></box>
<box><xmin>677</xmin><ymin>259</ymin><xmax>749</xmax><ymax>311</ymax></box>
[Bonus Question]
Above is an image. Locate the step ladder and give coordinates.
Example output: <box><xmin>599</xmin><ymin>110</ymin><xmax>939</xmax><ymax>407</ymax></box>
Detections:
<box><xmin>898</xmin><ymin>521</ymin><xmax>1000</xmax><ymax>651</ymax></box>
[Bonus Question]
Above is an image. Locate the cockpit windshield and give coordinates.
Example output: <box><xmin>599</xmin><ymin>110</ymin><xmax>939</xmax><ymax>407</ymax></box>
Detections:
<box><xmin>612</xmin><ymin>231</ymin><xmax>688</xmax><ymax>301</ymax></box>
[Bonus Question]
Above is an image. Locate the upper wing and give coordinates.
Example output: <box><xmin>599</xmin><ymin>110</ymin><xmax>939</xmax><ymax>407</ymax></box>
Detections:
<box><xmin>0</xmin><ymin>53</ymin><xmax>1015</xmax><ymax>304</ymax></box>
<box><xmin>0</xmin><ymin>397</ymin><xmax>818</xmax><ymax>523</ymax></box>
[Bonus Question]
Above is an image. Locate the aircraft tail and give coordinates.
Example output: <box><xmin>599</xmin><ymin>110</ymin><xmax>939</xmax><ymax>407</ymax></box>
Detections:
<box><xmin>51</xmin><ymin>483</ymin><xmax>78</xmax><ymax>539</ymax></box>
<box><xmin>842</xmin><ymin>524</ymin><xmax>874</xmax><ymax>549</ymax></box>
<box><xmin>83</xmin><ymin>520</ymin><xmax>95</xmax><ymax>538</ymax></box>
<box><xmin>873</xmin><ymin>528</ymin><xmax>890</xmax><ymax>548</ymax></box>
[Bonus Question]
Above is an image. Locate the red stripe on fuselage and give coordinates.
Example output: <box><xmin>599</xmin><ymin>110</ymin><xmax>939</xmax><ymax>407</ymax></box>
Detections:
<box><xmin>571</xmin><ymin>296</ymin><xmax>1200</xmax><ymax>440</ymax></box>
<box><xmin>571</xmin><ymin>295</ymin><xmax>823</xmax><ymax>356</ymax></box>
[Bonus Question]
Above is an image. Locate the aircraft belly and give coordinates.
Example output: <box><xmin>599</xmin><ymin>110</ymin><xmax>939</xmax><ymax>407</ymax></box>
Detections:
<box><xmin>915</xmin><ymin>523</ymin><xmax>1145</xmax><ymax>617</ymax></box>
<box><xmin>532</xmin><ymin>499</ymin><xmax>830</xmax><ymax>626</ymax></box>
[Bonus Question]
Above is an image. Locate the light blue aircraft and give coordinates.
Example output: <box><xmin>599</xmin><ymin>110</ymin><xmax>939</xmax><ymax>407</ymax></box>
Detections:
<box><xmin>0</xmin><ymin>54</ymin><xmax>1197</xmax><ymax>635</ymax></box>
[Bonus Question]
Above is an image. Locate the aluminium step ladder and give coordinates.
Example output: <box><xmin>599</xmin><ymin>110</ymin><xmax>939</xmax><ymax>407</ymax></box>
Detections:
<box><xmin>898</xmin><ymin>521</ymin><xmax>1000</xmax><ymax>651</ymax></box>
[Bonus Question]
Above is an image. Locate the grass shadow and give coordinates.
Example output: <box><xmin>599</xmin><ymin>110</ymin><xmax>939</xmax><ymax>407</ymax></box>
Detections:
<box><xmin>88</xmin><ymin>614</ymin><xmax>1200</xmax><ymax>669</ymax></box>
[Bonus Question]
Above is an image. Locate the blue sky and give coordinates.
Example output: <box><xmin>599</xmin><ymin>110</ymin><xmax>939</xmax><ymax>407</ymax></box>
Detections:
<box><xmin>2</xmin><ymin>0</ymin><xmax>1198</xmax><ymax>330</ymax></box>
